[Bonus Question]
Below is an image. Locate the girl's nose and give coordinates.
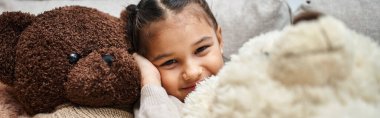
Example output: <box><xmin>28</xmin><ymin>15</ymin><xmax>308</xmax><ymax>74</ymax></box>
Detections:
<box><xmin>182</xmin><ymin>66</ymin><xmax>203</xmax><ymax>81</ymax></box>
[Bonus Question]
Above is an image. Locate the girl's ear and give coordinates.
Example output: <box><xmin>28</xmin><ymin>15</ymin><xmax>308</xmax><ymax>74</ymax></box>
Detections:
<box><xmin>216</xmin><ymin>26</ymin><xmax>224</xmax><ymax>54</ymax></box>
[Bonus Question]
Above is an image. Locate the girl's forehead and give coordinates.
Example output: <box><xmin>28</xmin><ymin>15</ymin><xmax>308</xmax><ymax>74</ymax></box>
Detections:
<box><xmin>141</xmin><ymin>15</ymin><xmax>210</xmax><ymax>47</ymax></box>
<box><xmin>142</xmin><ymin>4</ymin><xmax>212</xmax><ymax>39</ymax></box>
<box><xmin>168</xmin><ymin>4</ymin><xmax>207</xmax><ymax>24</ymax></box>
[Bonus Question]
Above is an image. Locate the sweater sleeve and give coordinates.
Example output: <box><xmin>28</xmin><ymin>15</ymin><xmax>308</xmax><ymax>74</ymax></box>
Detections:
<box><xmin>134</xmin><ymin>84</ymin><xmax>183</xmax><ymax>118</ymax></box>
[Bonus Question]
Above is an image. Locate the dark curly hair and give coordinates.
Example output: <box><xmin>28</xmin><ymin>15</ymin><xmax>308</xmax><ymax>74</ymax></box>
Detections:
<box><xmin>125</xmin><ymin>0</ymin><xmax>218</xmax><ymax>55</ymax></box>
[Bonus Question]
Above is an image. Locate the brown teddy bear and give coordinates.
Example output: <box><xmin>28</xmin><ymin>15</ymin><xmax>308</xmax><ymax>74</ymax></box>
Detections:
<box><xmin>0</xmin><ymin>6</ymin><xmax>140</xmax><ymax>117</ymax></box>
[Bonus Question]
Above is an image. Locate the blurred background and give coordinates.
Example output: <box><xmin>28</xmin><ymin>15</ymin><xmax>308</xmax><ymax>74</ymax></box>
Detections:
<box><xmin>0</xmin><ymin>0</ymin><xmax>300</xmax><ymax>18</ymax></box>
<box><xmin>0</xmin><ymin>0</ymin><xmax>295</xmax><ymax>57</ymax></box>
<box><xmin>2</xmin><ymin>0</ymin><xmax>378</xmax><ymax>57</ymax></box>
<box><xmin>0</xmin><ymin>0</ymin><xmax>141</xmax><ymax>17</ymax></box>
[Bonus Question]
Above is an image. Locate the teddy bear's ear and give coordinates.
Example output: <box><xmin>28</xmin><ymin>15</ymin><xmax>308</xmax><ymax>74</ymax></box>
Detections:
<box><xmin>293</xmin><ymin>11</ymin><xmax>323</xmax><ymax>25</ymax></box>
<box><xmin>0</xmin><ymin>12</ymin><xmax>35</xmax><ymax>86</ymax></box>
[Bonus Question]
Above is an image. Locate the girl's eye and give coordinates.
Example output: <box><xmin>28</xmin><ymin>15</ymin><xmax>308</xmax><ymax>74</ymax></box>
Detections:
<box><xmin>195</xmin><ymin>45</ymin><xmax>210</xmax><ymax>54</ymax></box>
<box><xmin>160</xmin><ymin>59</ymin><xmax>177</xmax><ymax>67</ymax></box>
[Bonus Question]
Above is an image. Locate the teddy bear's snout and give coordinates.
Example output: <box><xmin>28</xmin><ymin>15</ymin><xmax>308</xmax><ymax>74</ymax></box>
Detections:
<box><xmin>64</xmin><ymin>47</ymin><xmax>140</xmax><ymax>107</ymax></box>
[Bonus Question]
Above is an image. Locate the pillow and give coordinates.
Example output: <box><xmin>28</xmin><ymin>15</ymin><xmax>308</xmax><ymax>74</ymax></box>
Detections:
<box><xmin>207</xmin><ymin>0</ymin><xmax>291</xmax><ymax>58</ymax></box>
<box><xmin>296</xmin><ymin>0</ymin><xmax>380</xmax><ymax>42</ymax></box>
<box><xmin>0</xmin><ymin>0</ymin><xmax>10</xmax><ymax>13</ymax></box>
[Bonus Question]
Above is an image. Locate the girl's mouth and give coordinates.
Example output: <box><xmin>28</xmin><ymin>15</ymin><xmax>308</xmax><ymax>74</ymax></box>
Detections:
<box><xmin>182</xmin><ymin>78</ymin><xmax>207</xmax><ymax>92</ymax></box>
<box><xmin>182</xmin><ymin>85</ymin><xmax>196</xmax><ymax>92</ymax></box>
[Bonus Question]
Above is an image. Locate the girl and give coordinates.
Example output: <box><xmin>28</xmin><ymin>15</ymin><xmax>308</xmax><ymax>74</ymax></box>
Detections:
<box><xmin>126</xmin><ymin>0</ymin><xmax>224</xmax><ymax>117</ymax></box>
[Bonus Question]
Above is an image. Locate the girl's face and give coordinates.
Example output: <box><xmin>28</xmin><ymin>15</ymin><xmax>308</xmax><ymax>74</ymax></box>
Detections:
<box><xmin>141</xmin><ymin>6</ymin><xmax>224</xmax><ymax>101</ymax></box>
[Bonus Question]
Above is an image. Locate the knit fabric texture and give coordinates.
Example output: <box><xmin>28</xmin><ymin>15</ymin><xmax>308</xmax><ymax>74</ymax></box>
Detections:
<box><xmin>33</xmin><ymin>104</ymin><xmax>133</xmax><ymax>118</ymax></box>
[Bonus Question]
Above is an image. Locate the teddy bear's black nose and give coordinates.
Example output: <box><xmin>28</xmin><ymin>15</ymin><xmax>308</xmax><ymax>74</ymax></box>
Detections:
<box><xmin>102</xmin><ymin>54</ymin><xmax>113</xmax><ymax>66</ymax></box>
<box><xmin>68</xmin><ymin>53</ymin><xmax>81</xmax><ymax>64</ymax></box>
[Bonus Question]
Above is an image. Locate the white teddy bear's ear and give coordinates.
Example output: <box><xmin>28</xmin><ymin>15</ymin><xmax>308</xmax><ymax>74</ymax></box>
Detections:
<box><xmin>268</xmin><ymin>16</ymin><xmax>353</xmax><ymax>86</ymax></box>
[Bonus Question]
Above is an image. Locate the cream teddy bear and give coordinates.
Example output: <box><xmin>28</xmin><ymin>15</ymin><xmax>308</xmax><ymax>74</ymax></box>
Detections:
<box><xmin>183</xmin><ymin>14</ymin><xmax>380</xmax><ymax>118</ymax></box>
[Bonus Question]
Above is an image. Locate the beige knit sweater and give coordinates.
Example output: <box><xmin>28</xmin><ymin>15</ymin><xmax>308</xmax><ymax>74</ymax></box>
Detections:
<box><xmin>32</xmin><ymin>104</ymin><xmax>134</xmax><ymax>118</ymax></box>
<box><xmin>32</xmin><ymin>84</ymin><xmax>183</xmax><ymax>118</ymax></box>
<box><xmin>133</xmin><ymin>84</ymin><xmax>184</xmax><ymax>118</ymax></box>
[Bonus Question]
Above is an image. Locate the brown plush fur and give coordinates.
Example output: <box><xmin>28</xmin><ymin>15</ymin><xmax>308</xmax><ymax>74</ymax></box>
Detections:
<box><xmin>65</xmin><ymin>47</ymin><xmax>140</xmax><ymax>107</ymax></box>
<box><xmin>0</xmin><ymin>6</ymin><xmax>140</xmax><ymax>115</ymax></box>
<box><xmin>0</xmin><ymin>83</ymin><xmax>26</xmax><ymax>118</ymax></box>
<box><xmin>0</xmin><ymin>12</ymin><xmax>35</xmax><ymax>86</ymax></box>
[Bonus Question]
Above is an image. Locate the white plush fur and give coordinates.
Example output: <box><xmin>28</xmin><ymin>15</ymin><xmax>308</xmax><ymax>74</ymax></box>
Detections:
<box><xmin>183</xmin><ymin>16</ymin><xmax>380</xmax><ymax>118</ymax></box>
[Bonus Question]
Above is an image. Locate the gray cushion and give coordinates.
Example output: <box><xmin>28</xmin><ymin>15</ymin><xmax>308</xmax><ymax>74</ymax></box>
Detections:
<box><xmin>296</xmin><ymin>0</ymin><xmax>380</xmax><ymax>42</ymax></box>
<box><xmin>208</xmin><ymin>0</ymin><xmax>291</xmax><ymax>57</ymax></box>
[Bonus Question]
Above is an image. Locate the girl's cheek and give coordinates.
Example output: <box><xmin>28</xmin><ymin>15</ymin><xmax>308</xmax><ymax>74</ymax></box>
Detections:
<box><xmin>160</xmin><ymin>68</ymin><xmax>181</xmax><ymax>82</ymax></box>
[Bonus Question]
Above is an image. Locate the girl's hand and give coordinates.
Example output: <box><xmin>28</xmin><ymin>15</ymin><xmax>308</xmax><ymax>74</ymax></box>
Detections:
<box><xmin>133</xmin><ymin>53</ymin><xmax>161</xmax><ymax>87</ymax></box>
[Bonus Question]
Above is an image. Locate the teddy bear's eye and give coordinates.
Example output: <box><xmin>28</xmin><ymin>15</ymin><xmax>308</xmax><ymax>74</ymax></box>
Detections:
<box><xmin>68</xmin><ymin>53</ymin><xmax>81</xmax><ymax>64</ymax></box>
<box><xmin>102</xmin><ymin>54</ymin><xmax>114</xmax><ymax>66</ymax></box>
